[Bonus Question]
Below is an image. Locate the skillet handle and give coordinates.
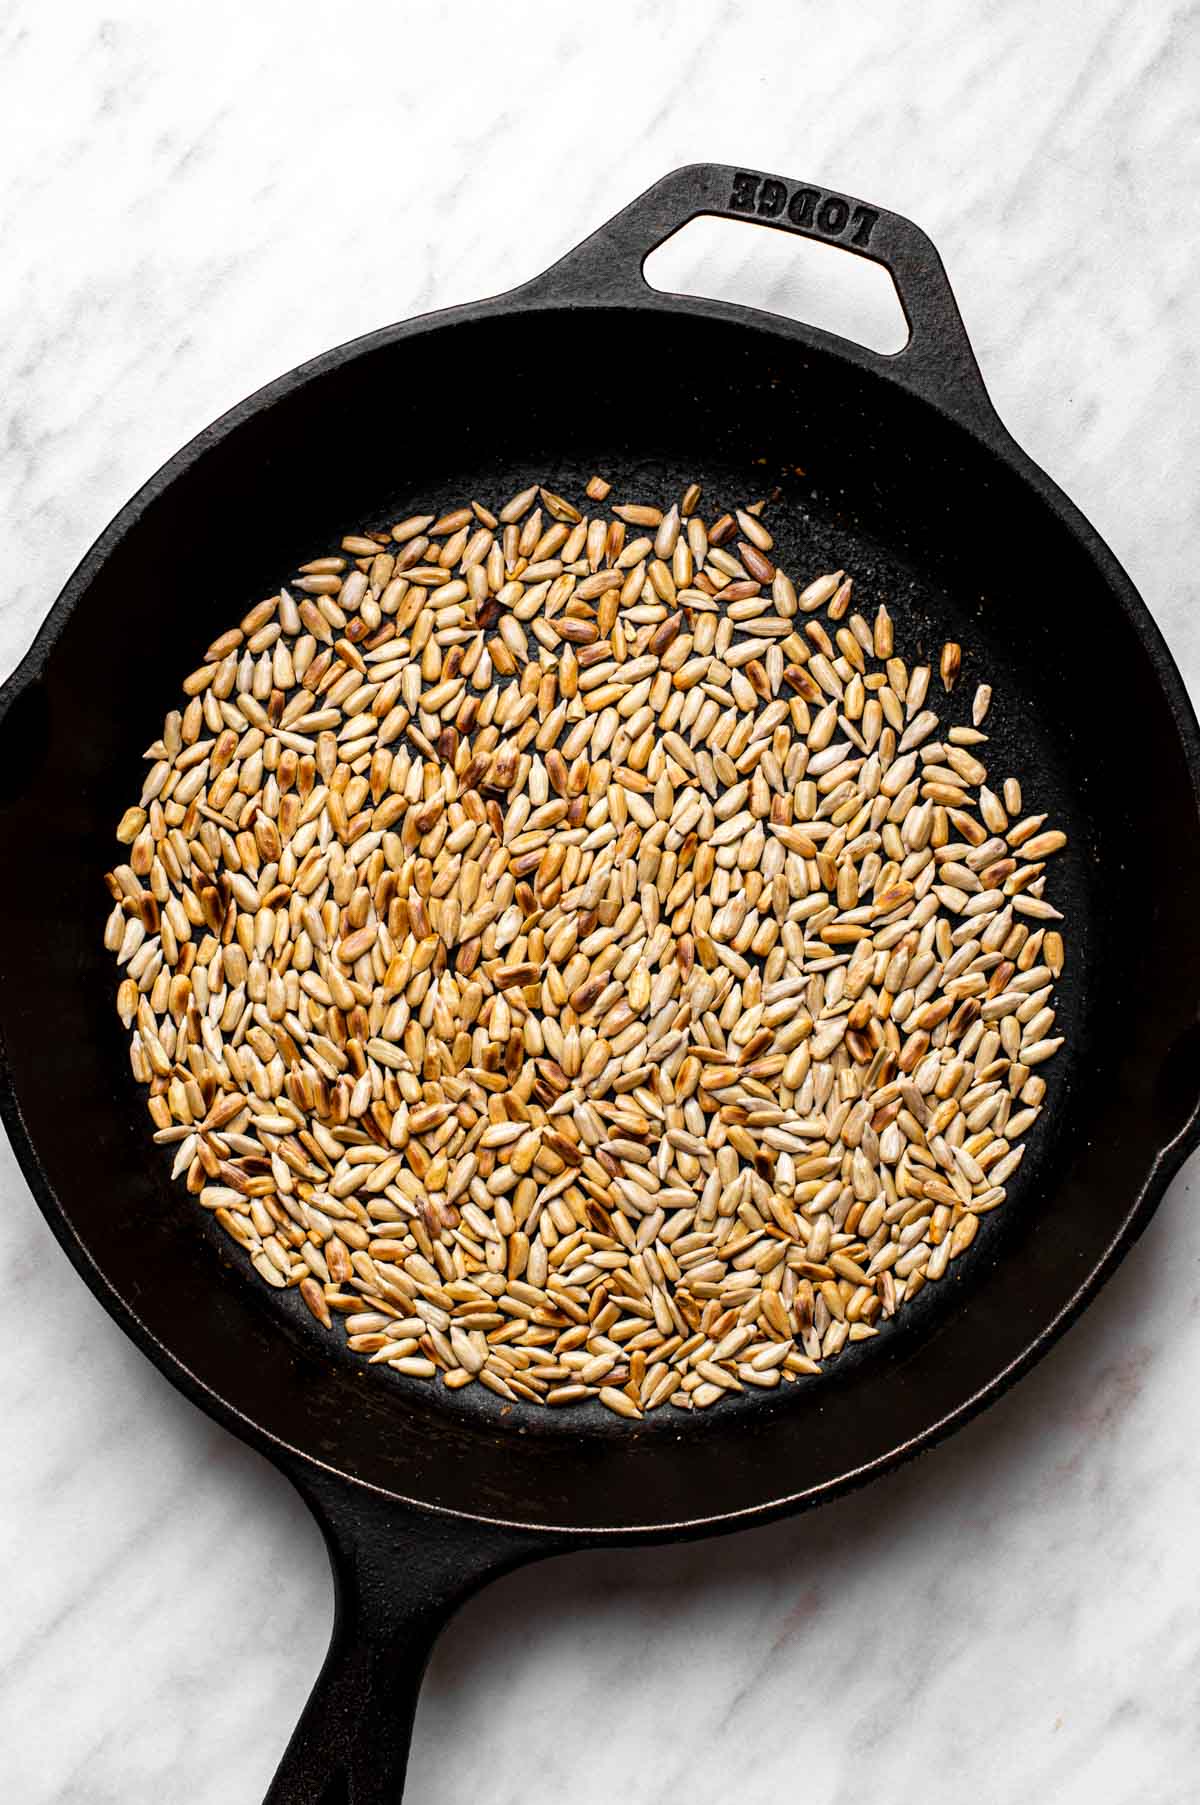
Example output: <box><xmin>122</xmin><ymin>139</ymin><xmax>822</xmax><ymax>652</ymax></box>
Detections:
<box><xmin>522</xmin><ymin>161</ymin><xmax>1000</xmax><ymax>436</ymax></box>
<box><xmin>264</xmin><ymin>1468</ymin><xmax>552</xmax><ymax>1804</ymax></box>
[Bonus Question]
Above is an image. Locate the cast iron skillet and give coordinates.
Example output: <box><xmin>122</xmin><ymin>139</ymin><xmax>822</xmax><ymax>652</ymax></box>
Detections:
<box><xmin>3</xmin><ymin>163</ymin><xmax>1200</xmax><ymax>1802</ymax></box>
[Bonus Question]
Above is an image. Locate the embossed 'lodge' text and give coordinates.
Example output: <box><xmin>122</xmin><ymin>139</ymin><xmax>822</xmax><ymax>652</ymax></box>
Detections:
<box><xmin>728</xmin><ymin>171</ymin><xmax>878</xmax><ymax>247</ymax></box>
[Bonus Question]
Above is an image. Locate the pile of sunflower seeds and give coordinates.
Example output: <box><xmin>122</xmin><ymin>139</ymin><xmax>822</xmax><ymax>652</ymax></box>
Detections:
<box><xmin>104</xmin><ymin>479</ymin><xmax>1067</xmax><ymax>1417</ymax></box>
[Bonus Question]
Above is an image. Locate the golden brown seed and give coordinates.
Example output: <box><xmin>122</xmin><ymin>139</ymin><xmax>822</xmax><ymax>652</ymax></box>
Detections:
<box><xmin>107</xmin><ymin>484</ymin><xmax>1065</xmax><ymax>1420</ymax></box>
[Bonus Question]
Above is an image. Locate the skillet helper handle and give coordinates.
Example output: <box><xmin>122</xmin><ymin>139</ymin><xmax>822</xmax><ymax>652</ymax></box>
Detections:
<box><xmin>265</xmin><ymin>1473</ymin><xmax>549</xmax><ymax>1805</ymax></box>
<box><xmin>524</xmin><ymin>161</ymin><xmax>999</xmax><ymax>436</ymax></box>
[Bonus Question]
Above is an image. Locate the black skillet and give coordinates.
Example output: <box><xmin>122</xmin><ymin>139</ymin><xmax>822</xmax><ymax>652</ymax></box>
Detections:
<box><xmin>2</xmin><ymin>163</ymin><xmax>1200</xmax><ymax>1802</ymax></box>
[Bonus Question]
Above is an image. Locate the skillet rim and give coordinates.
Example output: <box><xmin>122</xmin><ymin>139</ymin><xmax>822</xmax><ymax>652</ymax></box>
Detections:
<box><xmin>2</xmin><ymin>281</ymin><xmax>1199</xmax><ymax>1541</ymax></box>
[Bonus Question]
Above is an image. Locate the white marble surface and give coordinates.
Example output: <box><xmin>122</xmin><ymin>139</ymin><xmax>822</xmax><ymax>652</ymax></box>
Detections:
<box><xmin>2</xmin><ymin>2</ymin><xmax>1199</xmax><ymax>1799</ymax></box>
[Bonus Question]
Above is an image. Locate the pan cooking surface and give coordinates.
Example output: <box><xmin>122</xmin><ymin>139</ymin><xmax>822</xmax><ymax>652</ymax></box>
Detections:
<box><xmin>124</xmin><ymin>446</ymin><xmax>1094</xmax><ymax>1443</ymax></box>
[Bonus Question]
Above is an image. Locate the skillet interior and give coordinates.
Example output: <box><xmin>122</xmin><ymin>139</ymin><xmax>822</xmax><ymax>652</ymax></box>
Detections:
<box><xmin>1</xmin><ymin>298</ymin><xmax>1197</xmax><ymax>1534</ymax></box>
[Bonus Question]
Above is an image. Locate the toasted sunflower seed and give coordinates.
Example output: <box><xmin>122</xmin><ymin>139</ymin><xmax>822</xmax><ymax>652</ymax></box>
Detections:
<box><xmin>106</xmin><ymin>480</ymin><xmax>1067</xmax><ymax>1422</ymax></box>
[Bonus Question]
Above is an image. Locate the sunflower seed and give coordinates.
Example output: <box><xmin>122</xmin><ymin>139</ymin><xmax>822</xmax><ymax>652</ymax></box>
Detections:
<box><xmin>106</xmin><ymin>480</ymin><xmax>1067</xmax><ymax>1421</ymax></box>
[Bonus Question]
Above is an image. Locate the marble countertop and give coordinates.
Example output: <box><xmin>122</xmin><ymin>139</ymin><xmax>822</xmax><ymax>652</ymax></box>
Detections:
<box><xmin>3</xmin><ymin>3</ymin><xmax>1199</xmax><ymax>1799</ymax></box>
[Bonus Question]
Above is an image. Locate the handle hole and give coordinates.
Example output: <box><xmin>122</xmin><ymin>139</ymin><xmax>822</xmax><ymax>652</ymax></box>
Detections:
<box><xmin>644</xmin><ymin>216</ymin><xmax>909</xmax><ymax>355</ymax></box>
